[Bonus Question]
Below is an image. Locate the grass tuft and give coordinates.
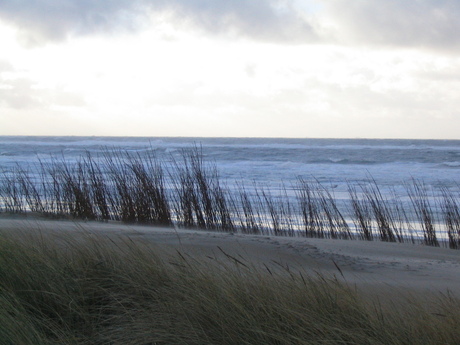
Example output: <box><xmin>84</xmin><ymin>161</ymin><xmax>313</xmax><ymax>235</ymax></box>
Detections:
<box><xmin>0</xmin><ymin>229</ymin><xmax>459</xmax><ymax>344</ymax></box>
<box><xmin>1</xmin><ymin>147</ymin><xmax>460</xmax><ymax>248</ymax></box>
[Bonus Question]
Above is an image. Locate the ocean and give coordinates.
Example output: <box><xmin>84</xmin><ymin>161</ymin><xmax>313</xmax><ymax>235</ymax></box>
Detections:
<box><xmin>1</xmin><ymin>136</ymin><xmax>459</xmax><ymax>192</ymax></box>
<box><xmin>1</xmin><ymin>136</ymin><xmax>460</xmax><ymax>241</ymax></box>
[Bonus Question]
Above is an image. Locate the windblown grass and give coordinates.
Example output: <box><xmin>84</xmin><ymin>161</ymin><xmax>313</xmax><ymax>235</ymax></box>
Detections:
<box><xmin>0</xmin><ymin>229</ymin><xmax>459</xmax><ymax>345</ymax></box>
<box><xmin>1</xmin><ymin>147</ymin><xmax>460</xmax><ymax>248</ymax></box>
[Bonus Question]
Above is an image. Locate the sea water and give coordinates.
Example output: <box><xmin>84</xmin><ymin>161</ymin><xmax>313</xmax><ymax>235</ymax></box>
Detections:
<box><xmin>1</xmin><ymin>136</ymin><xmax>460</xmax><ymax>238</ymax></box>
<box><xmin>1</xmin><ymin>136</ymin><xmax>459</xmax><ymax>192</ymax></box>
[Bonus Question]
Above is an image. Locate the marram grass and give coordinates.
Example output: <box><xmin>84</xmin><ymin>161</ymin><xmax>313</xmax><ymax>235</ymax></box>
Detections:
<box><xmin>0</xmin><ymin>229</ymin><xmax>459</xmax><ymax>345</ymax></box>
<box><xmin>2</xmin><ymin>148</ymin><xmax>460</xmax><ymax>248</ymax></box>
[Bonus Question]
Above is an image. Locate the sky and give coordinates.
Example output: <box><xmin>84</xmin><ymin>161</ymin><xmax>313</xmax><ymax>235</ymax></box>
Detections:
<box><xmin>1</xmin><ymin>0</ymin><xmax>460</xmax><ymax>139</ymax></box>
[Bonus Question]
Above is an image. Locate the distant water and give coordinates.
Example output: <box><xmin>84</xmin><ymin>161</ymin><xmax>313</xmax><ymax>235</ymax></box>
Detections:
<box><xmin>1</xmin><ymin>136</ymin><xmax>459</xmax><ymax>198</ymax></box>
<box><xmin>2</xmin><ymin>136</ymin><xmax>460</xmax><ymax>240</ymax></box>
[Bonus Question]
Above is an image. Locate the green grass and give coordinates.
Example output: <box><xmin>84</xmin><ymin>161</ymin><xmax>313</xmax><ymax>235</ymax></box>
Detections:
<box><xmin>0</xmin><ymin>228</ymin><xmax>459</xmax><ymax>344</ymax></box>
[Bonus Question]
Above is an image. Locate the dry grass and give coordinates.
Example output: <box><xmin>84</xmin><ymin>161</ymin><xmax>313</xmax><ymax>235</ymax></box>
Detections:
<box><xmin>0</xmin><ymin>228</ymin><xmax>459</xmax><ymax>345</ymax></box>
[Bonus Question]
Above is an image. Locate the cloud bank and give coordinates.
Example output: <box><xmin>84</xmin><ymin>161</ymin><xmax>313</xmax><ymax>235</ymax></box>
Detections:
<box><xmin>324</xmin><ymin>0</ymin><xmax>460</xmax><ymax>50</ymax></box>
<box><xmin>0</xmin><ymin>0</ymin><xmax>317</xmax><ymax>46</ymax></box>
<box><xmin>1</xmin><ymin>1</ymin><xmax>460</xmax><ymax>139</ymax></box>
<box><xmin>1</xmin><ymin>0</ymin><xmax>459</xmax><ymax>50</ymax></box>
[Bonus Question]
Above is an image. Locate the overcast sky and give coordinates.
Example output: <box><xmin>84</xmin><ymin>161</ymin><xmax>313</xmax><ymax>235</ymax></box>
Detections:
<box><xmin>1</xmin><ymin>0</ymin><xmax>460</xmax><ymax>139</ymax></box>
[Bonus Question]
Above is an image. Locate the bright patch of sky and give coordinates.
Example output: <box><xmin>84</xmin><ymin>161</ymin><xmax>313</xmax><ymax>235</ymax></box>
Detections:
<box><xmin>1</xmin><ymin>0</ymin><xmax>460</xmax><ymax>139</ymax></box>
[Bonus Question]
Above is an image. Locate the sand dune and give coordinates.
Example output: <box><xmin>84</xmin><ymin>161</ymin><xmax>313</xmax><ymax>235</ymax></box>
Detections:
<box><xmin>1</xmin><ymin>215</ymin><xmax>459</xmax><ymax>297</ymax></box>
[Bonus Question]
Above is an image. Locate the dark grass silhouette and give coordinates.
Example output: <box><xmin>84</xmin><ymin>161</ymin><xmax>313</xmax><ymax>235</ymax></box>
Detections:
<box><xmin>1</xmin><ymin>147</ymin><xmax>459</xmax><ymax>248</ymax></box>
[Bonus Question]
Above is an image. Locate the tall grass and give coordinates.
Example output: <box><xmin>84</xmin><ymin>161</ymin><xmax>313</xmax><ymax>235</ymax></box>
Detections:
<box><xmin>440</xmin><ymin>187</ymin><xmax>460</xmax><ymax>249</ymax></box>
<box><xmin>1</xmin><ymin>229</ymin><xmax>460</xmax><ymax>345</ymax></box>
<box><xmin>1</xmin><ymin>147</ymin><xmax>460</xmax><ymax>248</ymax></box>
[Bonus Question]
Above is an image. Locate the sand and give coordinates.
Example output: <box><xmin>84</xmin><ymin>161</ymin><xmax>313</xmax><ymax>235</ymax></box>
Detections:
<box><xmin>1</xmin><ymin>215</ymin><xmax>459</xmax><ymax>297</ymax></box>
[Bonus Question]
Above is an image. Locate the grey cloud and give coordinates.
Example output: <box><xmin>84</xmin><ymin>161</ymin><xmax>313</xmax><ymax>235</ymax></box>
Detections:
<box><xmin>2</xmin><ymin>0</ymin><xmax>459</xmax><ymax>50</ymax></box>
<box><xmin>0</xmin><ymin>0</ymin><xmax>317</xmax><ymax>46</ymax></box>
<box><xmin>324</xmin><ymin>0</ymin><xmax>460</xmax><ymax>50</ymax></box>
<box><xmin>0</xmin><ymin>0</ymin><xmax>147</xmax><ymax>46</ymax></box>
<box><xmin>417</xmin><ymin>70</ymin><xmax>460</xmax><ymax>82</ymax></box>
<box><xmin>0</xmin><ymin>75</ymin><xmax>86</xmax><ymax>110</ymax></box>
<box><xmin>169</xmin><ymin>1</ymin><xmax>317</xmax><ymax>42</ymax></box>
<box><xmin>0</xmin><ymin>60</ymin><xmax>13</xmax><ymax>72</ymax></box>
<box><xmin>0</xmin><ymin>78</ymin><xmax>43</xmax><ymax>109</ymax></box>
<box><xmin>0</xmin><ymin>63</ymin><xmax>41</xmax><ymax>109</ymax></box>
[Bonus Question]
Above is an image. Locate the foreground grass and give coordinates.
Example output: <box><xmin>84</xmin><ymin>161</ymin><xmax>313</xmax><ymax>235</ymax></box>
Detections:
<box><xmin>0</xmin><ymin>229</ymin><xmax>459</xmax><ymax>345</ymax></box>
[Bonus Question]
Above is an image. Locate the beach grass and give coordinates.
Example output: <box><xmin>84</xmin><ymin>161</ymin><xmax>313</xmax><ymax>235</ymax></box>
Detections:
<box><xmin>1</xmin><ymin>147</ymin><xmax>460</xmax><ymax>248</ymax></box>
<box><xmin>0</xmin><ymin>229</ymin><xmax>459</xmax><ymax>345</ymax></box>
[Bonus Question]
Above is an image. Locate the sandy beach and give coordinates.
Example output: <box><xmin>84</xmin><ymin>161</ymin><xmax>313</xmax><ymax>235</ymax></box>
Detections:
<box><xmin>1</xmin><ymin>215</ymin><xmax>459</xmax><ymax>297</ymax></box>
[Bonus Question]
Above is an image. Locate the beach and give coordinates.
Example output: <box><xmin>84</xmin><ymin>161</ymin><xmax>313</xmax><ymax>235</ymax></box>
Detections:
<box><xmin>3</xmin><ymin>214</ymin><xmax>460</xmax><ymax>344</ymax></box>
<box><xmin>2</xmin><ymin>215</ymin><xmax>459</xmax><ymax>297</ymax></box>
